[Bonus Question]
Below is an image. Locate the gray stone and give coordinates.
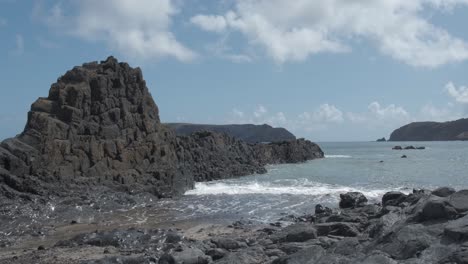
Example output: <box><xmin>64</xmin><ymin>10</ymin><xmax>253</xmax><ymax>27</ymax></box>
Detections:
<box><xmin>339</xmin><ymin>192</ymin><xmax>368</xmax><ymax>208</ymax></box>
<box><xmin>432</xmin><ymin>187</ymin><xmax>456</xmax><ymax>197</ymax></box>
<box><xmin>271</xmin><ymin>223</ymin><xmax>318</xmax><ymax>243</ymax></box>
<box><xmin>450</xmin><ymin>190</ymin><xmax>468</xmax><ymax>213</ymax></box>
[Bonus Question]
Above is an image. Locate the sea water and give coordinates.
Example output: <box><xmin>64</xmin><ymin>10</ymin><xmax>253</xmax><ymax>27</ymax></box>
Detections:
<box><xmin>172</xmin><ymin>141</ymin><xmax>468</xmax><ymax>223</ymax></box>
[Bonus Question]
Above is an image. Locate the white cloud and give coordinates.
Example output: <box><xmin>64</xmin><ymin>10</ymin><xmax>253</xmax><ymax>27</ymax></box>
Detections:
<box><xmin>419</xmin><ymin>103</ymin><xmax>460</xmax><ymax>121</ymax></box>
<box><xmin>231</xmin><ymin>108</ymin><xmax>244</xmax><ymax>118</ymax></box>
<box><xmin>205</xmin><ymin>33</ymin><xmax>253</xmax><ymax>63</ymax></box>
<box><xmin>368</xmin><ymin>102</ymin><xmax>409</xmax><ymax>120</ymax></box>
<box><xmin>445</xmin><ymin>82</ymin><xmax>468</xmax><ymax>103</ymax></box>
<box><xmin>253</xmin><ymin>104</ymin><xmax>267</xmax><ymax>118</ymax></box>
<box><xmin>312</xmin><ymin>104</ymin><xmax>344</xmax><ymax>123</ymax></box>
<box><xmin>191</xmin><ymin>14</ymin><xmax>228</xmax><ymax>32</ymax></box>
<box><xmin>15</xmin><ymin>34</ymin><xmax>24</xmax><ymax>55</ymax></box>
<box><xmin>192</xmin><ymin>0</ymin><xmax>468</xmax><ymax>67</ymax></box>
<box><xmin>345</xmin><ymin>102</ymin><xmax>411</xmax><ymax>129</ymax></box>
<box><xmin>40</xmin><ymin>0</ymin><xmax>196</xmax><ymax>62</ymax></box>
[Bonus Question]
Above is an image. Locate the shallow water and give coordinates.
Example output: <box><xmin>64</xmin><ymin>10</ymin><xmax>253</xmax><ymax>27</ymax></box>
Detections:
<box><xmin>177</xmin><ymin>141</ymin><xmax>468</xmax><ymax>223</ymax></box>
<box><xmin>3</xmin><ymin>141</ymin><xmax>468</xmax><ymax>250</ymax></box>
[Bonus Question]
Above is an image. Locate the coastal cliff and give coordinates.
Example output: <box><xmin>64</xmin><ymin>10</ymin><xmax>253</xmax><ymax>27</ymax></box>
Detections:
<box><xmin>166</xmin><ymin>123</ymin><xmax>296</xmax><ymax>143</ymax></box>
<box><xmin>0</xmin><ymin>57</ymin><xmax>323</xmax><ymax>199</ymax></box>
<box><xmin>389</xmin><ymin>119</ymin><xmax>468</xmax><ymax>141</ymax></box>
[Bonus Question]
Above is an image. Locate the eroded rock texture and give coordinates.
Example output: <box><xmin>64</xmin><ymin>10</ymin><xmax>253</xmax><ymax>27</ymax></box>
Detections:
<box><xmin>0</xmin><ymin>57</ymin><xmax>188</xmax><ymax>198</ymax></box>
<box><xmin>0</xmin><ymin>57</ymin><xmax>323</xmax><ymax>199</ymax></box>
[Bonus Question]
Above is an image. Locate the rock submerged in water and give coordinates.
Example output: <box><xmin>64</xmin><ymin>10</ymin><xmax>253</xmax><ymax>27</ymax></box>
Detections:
<box><xmin>0</xmin><ymin>57</ymin><xmax>324</xmax><ymax>199</ymax></box>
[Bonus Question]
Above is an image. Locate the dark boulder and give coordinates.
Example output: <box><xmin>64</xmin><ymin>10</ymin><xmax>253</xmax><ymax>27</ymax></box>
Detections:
<box><xmin>418</xmin><ymin>196</ymin><xmax>458</xmax><ymax>222</ymax></box>
<box><xmin>315</xmin><ymin>222</ymin><xmax>360</xmax><ymax>237</ymax></box>
<box><xmin>404</xmin><ymin>146</ymin><xmax>416</xmax><ymax>150</ymax></box>
<box><xmin>432</xmin><ymin>187</ymin><xmax>456</xmax><ymax>197</ymax></box>
<box><xmin>272</xmin><ymin>245</ymin><xmax>325</xmax><ymax>264</ymax></box>
<box><xmin>270</xmin><ymin>223</ymin><xmax>317</xmax><ymax>243</ymax></box>
<box><xmin>450</xmin><ymin>190</ymin><xmax>468</xmax><ymax>213</ymax></box>
<box><xmin>315</xmin><ymin>204</ymin><xmax>332</xmax><ymax>215</ymax></box>
<box><xmin>382</xmin><ymin>191</ymin><xmax>407</xmax><ymax>206</ymax></box>
<box><xmin>339</xmin><ymin>192</ymin><xmax>368</xmax><ymax>209</ymax></box>
<box><xmin>445</xmin><ymin>215</ymin><xmax>468</xmax><ymax>241</ymax></box>
<box><xmin>211</xmin><ymin>237</ymin><xmax>247</xmax><ymax>250</ymax></box>
<box><xmin>392</xmin><ymin>146</ymin><xmax>402</xmax><ymax>150</ymax></box>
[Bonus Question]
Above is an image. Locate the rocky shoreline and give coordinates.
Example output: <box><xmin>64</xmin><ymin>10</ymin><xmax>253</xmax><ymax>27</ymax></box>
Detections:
<box><xmin>0</xmin><ymin>57</ymin><xmax>323</xmax><ymax>201</ymax></box>
<box><xmin>1</xmin><ymin>187</ymin><xmax>468</xmax><ymax>263</ymax></box>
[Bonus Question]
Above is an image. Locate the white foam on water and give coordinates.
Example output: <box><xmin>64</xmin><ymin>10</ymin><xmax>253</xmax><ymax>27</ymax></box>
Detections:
<box><xmin>185</xmin><ymin>180</ymin><xmax>408</xmax><ymax>199</ymax></box>
<box><xmin>325</xmin><ymin>155</ymin><xmax>352</xmax><ymax>158</ymax></box>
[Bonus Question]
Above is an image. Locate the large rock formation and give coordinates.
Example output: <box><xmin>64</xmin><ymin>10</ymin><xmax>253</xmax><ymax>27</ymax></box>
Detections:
<box><xmin>389</xmin><ymin>119</ymin><xmax>468</xmax><ymax>141</ymax></box>
<box><xmin>166</xmin><ymin>123</ymin><xmax>296</xmax><ymax>143</ymax></box>
<box><xmin>0</xmin><ymin>57</ymin><xmax>189</xmax><ymax>198</ymax></box>
<box><xmin>0</xmin><ymin>57</ymin><xmax>323</xmax><ymax>199</ymax></box>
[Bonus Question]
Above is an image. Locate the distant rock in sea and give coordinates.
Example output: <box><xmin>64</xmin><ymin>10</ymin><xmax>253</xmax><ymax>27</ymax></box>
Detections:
<box><xmin>166</xmin><ymin>123</ymin><xmax>296</xmax><ymax>143</ymax></box>
<box><xmin>376</xmin><ymin>137</ymin><xmax>386</xmax><ymax>142</ymax></box>
<box><xmin>389</xmin><ymin>118</ymin><xmax>468</xmax><ymax>141</ymax></box>
<box><xmin>0</xmin><ymin>57</ymin><xmax>324</xmax><ymax>200</ymax></box>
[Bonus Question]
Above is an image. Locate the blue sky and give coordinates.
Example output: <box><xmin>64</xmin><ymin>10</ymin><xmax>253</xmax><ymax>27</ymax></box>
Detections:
<box><xmin>1</xmin><ymin>0</ymin><xmax>468</xmax><ymax>141</ymax></box>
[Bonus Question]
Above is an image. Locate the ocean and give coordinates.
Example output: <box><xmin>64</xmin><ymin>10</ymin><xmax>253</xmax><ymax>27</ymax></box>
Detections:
<box><xmin>163</xmin><ymin>141</ymin><xmax>468</xmax><ymax>223</ymax></box>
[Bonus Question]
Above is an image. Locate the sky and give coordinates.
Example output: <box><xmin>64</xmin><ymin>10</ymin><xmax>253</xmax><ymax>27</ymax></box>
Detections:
<box><xmin>1</xmin><ymin>0</ymin><xmax>468</xmax><ymax>141</ymax></box>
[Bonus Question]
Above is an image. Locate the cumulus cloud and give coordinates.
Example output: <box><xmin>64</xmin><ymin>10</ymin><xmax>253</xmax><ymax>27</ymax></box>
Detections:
<box><xmin>191</xmin><ymin>14</ymin><xmax>228</xmax><ymax>33</ymax></box>
<box><xmin>191</xmin><ymin>0</ymin><xmax>468</xmax><ymax>67</ymax></box>
<box><xmin>39</xmin><ymin>0</ymin><xmax>196</xmax><ymax>62</ymax></box>
<box><xmin>445</xmin><ymin>82</ymin><xmax>468</xmax><ymax>103</ymax></box>
<box><xmin>419</xmin><ymin>103</ymin><xmax>460</xmax><ymax>121</ymax></box>
<box><xmin>299</xmin><ymin>104</ymin><xmax>344</xmax><ymax>124</ymax></box>
<box><xmin>346</xmin><ymin>102</ymin><xmax>411</xmax><ymax>127</ymax></box>
<box><xmin>253</xmin><ymin>105</ymin><xmax>267</xmax><ymax>118</ymax></box>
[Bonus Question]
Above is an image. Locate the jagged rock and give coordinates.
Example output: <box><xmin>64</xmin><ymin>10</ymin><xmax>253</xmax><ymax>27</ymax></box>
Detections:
<box><xmin>445</xmin><ymin>215</ymin><xmax>468</xmax><ymax>242</ymax></box>
<box><xmin>315</xmin><ymin>222</ymin><xmax>360</xmax><ymax>237</ymax></box>
<box><xmin>253</xmin><ymin>139</ymin><xmax>324</xmax><ymax>164</ymax></box>
<box><xmin>382</xmin><ymin>191</ymin><xmax>407</xmax><ymax>206</ymax></box>
<box><xmin>339</xmin><ymin>192</ymin><xmax>368</xmax><ymax>208</ymax></box>
<box><xmin>0</xmin><ymin>57</ymin><xmax>188</xmax><ymax>198</ymax></box>
<box><xmin>272</xmin><ymin>245</ymin><xmax>325</xmax><ymax>264</ymax></box>
<box><xmin>418</xmin><ymin>196</ymin><xmax>458</xmax><ymax>222</ymax></box>
<box><xmin>432</xmin><ymin>187</ymin><xmax>456</xmax><ymax>197</ymax></box>
<box><xmin>0</xmin><ymin>57</ymin><xmax>324</xmax><ymax>199</ymax></box>
<box><xmin>211</xmin><ymin>237</ymin><xmax>247</xmax><ymax>250</ymax></box>
<box><xmin>449</xmin><ymin>190</ymin><xmax>468</xmax><ymax>213</ymax></box>
<box><xmin>270</xmin><ymin>223</ymin><xmax>317</xmax><ymax>243</ymax></box>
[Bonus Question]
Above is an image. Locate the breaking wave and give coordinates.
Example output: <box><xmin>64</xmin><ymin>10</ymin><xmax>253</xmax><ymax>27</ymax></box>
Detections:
<box><xmin>325</xmin><ymin>155</ymin><xmax>352</xmax><ymax>158</ymax></box>
<box><xmin>185</xmin><ymin>180</ymin><xmax>409</xmax><ymax>199</ymax></box>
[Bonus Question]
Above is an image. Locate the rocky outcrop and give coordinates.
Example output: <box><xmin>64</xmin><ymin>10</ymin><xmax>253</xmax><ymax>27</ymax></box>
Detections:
<box><xmin>389</xmin><ymin>118</ymin><xmax>468</xmax><ymax>141</ymax></box>
<box><xmin>0</xmin><ymin>57</ymin><xmax>189</xmax><ymax>198</ymax></box>
<box><xmin>175</xmin><ymin>131</ymin><xmax>266</xmax><ymax>182</ymax></box>
<box><xmin>253</xmin><ymin>139</ymin><xmax>324</xmax><ymax>164</ymax></box>
<box><xmin>166</xmin><ymin>123</ymin><xmax>296</xmax><ymax>143</ymax></box>
<box><xmin>0</xmin><ymin>57</ymin><xmax>323</xmax><ymax>199</ymax></box>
